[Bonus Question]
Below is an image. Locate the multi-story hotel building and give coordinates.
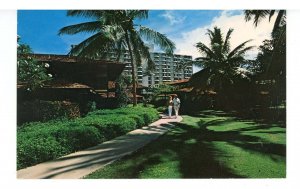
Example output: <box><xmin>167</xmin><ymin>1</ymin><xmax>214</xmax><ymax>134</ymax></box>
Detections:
<box><xmin>106</xmin><ymin>49</ymin><xmax>193</xmax><ymax>87</ymax></box>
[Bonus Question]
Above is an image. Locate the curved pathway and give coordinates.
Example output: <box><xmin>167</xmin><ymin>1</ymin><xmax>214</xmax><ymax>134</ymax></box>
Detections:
<box><xmin>17</xmin><ymin>115</ymin><xmax>182</xmax><ymax>179</ymax></box>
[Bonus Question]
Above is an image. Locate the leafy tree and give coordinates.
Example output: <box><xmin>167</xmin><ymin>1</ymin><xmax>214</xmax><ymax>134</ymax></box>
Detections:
<box><xmin>58</xmin><ymin>10</ymin><xmax>175</xmax><ymax>106</ymax></box>
<box><xmin>191</xmin><ymin>27</ymin><xmax>254</xmax><ymax>94</ymax></box>
<box><xmin>245</xmin><ymin>10</ymin><xmax>286</xmax><ymax>107</ymax></box>
<box><xmin>115</xmin><ymin>74</ymin><xmax>132</xmax><ymax>107</ymax></box>
<box><xmin>17</xmin><ymin>43</ymin><xmax>52</xmax><ymax>91</ymax></box>
<box><xmin>154</xmin><ymin>84</ymin><xmax>175</xmax><ymax>95</ymax></box>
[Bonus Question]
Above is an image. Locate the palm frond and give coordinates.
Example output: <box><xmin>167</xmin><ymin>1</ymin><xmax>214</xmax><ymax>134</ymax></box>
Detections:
<box><xmin>269</xmin><ymin>10</ymin><xmax>276</xmax><ymax>21</ymax></box>
<box><xmin>129</xmin><ymin>33</ymin><xmax>142</xmax><ymax>67</ymax></box>
<box><xmin>223</xmin><ymin>28</ymin><xmax>234</xmax><ymax>53</ymax></box>
<box><xmin>131</xmin><ymin>30</ymin><xmax>155</xmax><ymax>70</ymax></box>
<box><xmin>139</xmin><ymin>26</ymin><xmax>175</xmax><ymax>54</ymax></box>
<box><xmin>232</xmin><ymin>46</ymin><xmax>255</xmax><ymax>58</ymax></box>
<box><xmin>208</xmin><ymin>27</ymin><xmax>223</xmax><ymax>48</ymax></box>
<box><xmin>102</xmin><ymin>25</ymin><xmax>126</xmax><ymax>41</ymax></box>
<box><xmin>128</xmin><ymin>10</ymin><xmax>148</xmax><ymax>20</ymax></box>
<box><xmin>66</xmin><ymin>10</ymin><xmax>107</xmax><ymax>19</ymax></box>
<box><xmin>195</xmin><ymin>42</ymin><xmax>215</xmax><ymax>58</ymax></box>
<box><xmin>228</xmin><ymin>39</ymin><xmax>253</xmax><ymax>58</ymax></box>
<box><xmin>69</xmin><ymin>32</ymin><xmax>115</xmax><ymax>58</ymax></box>
<box><xmin>58</xmin><ymin>21</ymin><xmax>101</xmax><ymax>35</ymax></box>
<box><xmin>244</xmin><ymin>10</ymin><xmax>271</xmax><ymax>26</ymax></box>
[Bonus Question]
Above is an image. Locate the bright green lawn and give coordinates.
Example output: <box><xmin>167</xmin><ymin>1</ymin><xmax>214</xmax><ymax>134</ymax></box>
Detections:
<box><xmin>85</xmin><ymin>110</ymin><xmax>286</xmax><ymax>178</ymax></box>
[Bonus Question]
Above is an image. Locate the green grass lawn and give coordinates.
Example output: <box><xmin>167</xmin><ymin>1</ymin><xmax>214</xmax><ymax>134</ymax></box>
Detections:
<box><xmin>85</xmin><ymin>110</ymin><xmax>286</xmax><ymax>178</ymax></box>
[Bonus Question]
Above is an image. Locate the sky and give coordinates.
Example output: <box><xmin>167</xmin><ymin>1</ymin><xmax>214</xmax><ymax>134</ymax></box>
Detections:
<box><xmin>18</xmin><ymin>10</ymin><xmax>276</xmax><ymax>72</ymax></box>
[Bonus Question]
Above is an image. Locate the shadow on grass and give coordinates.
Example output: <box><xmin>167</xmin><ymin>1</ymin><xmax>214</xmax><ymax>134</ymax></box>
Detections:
<box><xmin>176</xmin><ymin>111</ymin><xmax>285</xmax><ymax>178</ymax></box>
<box><xmin>89</xmin><ymin>110</ymin><xmax>286</xmax><ymax>178</ymax></box>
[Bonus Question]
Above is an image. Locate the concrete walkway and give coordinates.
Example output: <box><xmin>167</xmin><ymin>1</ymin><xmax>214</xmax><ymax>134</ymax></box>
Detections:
<box><xmin>17</xmin><ymin>115</ymin><xmax>182</xmax><ymax>179</ymax></box>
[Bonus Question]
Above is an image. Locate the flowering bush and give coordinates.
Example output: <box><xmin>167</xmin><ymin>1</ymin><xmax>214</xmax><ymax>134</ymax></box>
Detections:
<box><xmin>17</xmin><ymin>44</ymin><xmax>52</xmax><ymax>91</ymax></box>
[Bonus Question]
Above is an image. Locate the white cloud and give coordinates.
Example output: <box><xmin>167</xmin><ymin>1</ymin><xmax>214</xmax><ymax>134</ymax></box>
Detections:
<box><xmin>161</xmin><ymin>11</ymin><xmax>186</xmax><ymax>26</ymax></box>
<box><xmin>173</xmin><ymin>11</ymin><xmax>276</xmax><ymax>60</ymax></box>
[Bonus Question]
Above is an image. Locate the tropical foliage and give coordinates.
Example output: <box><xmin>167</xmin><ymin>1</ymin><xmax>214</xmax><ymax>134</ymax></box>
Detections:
<box><xmin>17</xmin><ymin>43</ymin><xmax>52</xmax><ymax>91</ymax></box>
<box><xmin>244</xmin><ymin>10</ymin><xmax>286</xmax><ymax>80</ymax></box>
<box><xmin>244</xmin><ymin>10</ymin><xmax>286</xmax><ymax>107</ymax></box>
<box><xmin>115</xmin><ymin>74</ymin><xmax>132</xmax><ymax>107</ymax></box>
<box><xmin>190</xmin><ymin>27</ymin><xmax>254</xmax><ymax>94</ymax></box>
<box><xmin>244</xmin><ymin>10</ymin><xmax>286</xmax><ymax>33</ymax></box>
<box><xmin>59</xmin><ymin>10</ymin><xmax>175</xmax><ymax>106</ymax></box>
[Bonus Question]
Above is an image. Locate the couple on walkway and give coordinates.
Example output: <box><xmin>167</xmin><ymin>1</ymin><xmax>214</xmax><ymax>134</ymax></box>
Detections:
<box><xmin>167</xmin><ymin>94</ymin><xmax>181</xmax><ymax>119</ymax></box>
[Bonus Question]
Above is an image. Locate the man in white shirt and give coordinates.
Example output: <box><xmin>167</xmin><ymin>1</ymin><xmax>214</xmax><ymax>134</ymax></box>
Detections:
<box><xmin>173</xmin><ymin>94</ymin><xmax>181</xmax><ymax>118</ymax></box>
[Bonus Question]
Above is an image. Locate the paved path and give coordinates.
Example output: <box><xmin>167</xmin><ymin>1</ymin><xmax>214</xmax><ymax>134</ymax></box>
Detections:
<box><xmin>17</xmin><ymin>115</ymin><xmax>182</xmax><ymax>179</ymax></box>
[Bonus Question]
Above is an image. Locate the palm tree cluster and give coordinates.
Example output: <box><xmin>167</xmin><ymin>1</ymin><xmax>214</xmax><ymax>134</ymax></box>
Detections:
<box><xmin>59</xmin><ymin>10</ymin><xmax>175</xmax><ymax>106</ymax></box>
<box><xmin>57</xmin><ymin>10</ymin><xmax>285</xmax><ymax>112</ymax></box>
<box><xmin>190</xmin><ymin>27</ymin><xmax>254</xmax><ymax>94</ymax></box>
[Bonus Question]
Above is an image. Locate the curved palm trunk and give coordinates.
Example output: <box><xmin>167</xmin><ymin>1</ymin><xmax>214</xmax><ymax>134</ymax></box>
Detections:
<box><xmin>125</xmin><ymin>32</ymin><xmax>137</xmax><ymax>106</ymax></box>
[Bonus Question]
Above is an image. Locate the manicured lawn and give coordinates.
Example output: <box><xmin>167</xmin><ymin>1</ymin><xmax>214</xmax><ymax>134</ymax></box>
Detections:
<box><xmin>85</xmin><ymin>110</ymin><xmax>286</xmax><ymax>178</ymax></box>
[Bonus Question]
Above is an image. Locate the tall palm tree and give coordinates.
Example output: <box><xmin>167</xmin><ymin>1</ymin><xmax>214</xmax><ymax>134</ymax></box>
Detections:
<box><xmin>244</xmin><ymin>10</ymin><xmax>286</xmax><ymax>33</ymax></box>
<box><xmin>244</xmin><ymin>10</ymin><xmax>286</xmax><ymax>108</ymax></box>
<box><xmin>191</xmin><ymin>27</ymin><xmax>254</xmax><ymax>94</ymax></box>
<box><xmin>244</xmin><ymin>10</ymin><xmax>286</xmax><ymax>72</ymax></box>
<box><xmin>58</xmin><ymin>10</ymin><xmax>175</xmax><ymax>106</ymax></box>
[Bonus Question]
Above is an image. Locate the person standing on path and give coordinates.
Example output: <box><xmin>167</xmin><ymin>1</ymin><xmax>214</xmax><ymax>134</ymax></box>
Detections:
<box><xmin>173</xmin><ymin>94</ymin><xmax>181</xmax><ymax>118</ymax></box>
<box><xmin>167</xmin><ymin>95</ymin><xmax>173</xmax><ymax>118</ymax></box>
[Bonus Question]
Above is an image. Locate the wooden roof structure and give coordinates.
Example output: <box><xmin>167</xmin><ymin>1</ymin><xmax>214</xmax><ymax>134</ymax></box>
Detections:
<box><xmin>30</xmin><ymin>54</ymin><xmax>125</xmax><ymax>89</ymax></box>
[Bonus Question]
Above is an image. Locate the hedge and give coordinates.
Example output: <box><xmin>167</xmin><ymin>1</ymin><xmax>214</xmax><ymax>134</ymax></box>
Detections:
<box><xmin>17</xmin><ymin>100</ymin><xmax>81</xmax><ymax>125</ymax></box>
<box><xmin>17</xmin><ymin>106</ymin><xmax>159</xmax><ymax>169</ymax></box>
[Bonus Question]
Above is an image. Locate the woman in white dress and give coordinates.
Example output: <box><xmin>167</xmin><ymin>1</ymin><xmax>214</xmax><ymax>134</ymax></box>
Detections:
<box><xmin>167</xmin><ymin>95</ymin><xmax>173</xmax><ymax>118</ymax></box>
<box><xmin>173</xmin><ymin>94</ymin><xmax>181</xmax><ymax>118</ymax></box>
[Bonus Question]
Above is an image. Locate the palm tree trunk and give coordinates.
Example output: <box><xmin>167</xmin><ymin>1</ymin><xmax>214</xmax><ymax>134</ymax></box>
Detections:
<box><xmin>125</xmin><ymin>32</ymin><xmax>137</xmax><ymax>106</ymax></box>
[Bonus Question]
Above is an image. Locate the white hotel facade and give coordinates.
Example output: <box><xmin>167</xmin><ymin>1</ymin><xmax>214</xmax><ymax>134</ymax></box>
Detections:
<box><xmin>106</xmin><ymin>48</ymin><xmax>193</xmax><ymax>87</ymax></box>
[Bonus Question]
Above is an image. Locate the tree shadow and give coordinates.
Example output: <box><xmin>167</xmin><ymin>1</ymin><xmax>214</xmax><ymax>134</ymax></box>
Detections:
<box><xmin>110</xmin><ymin>110</ymin><xmax>286</xmax><ymax>178</ymax></box>
<box><xmin>77</xmin><ymin>110</ymin><xmax>285</xmax><ymax>179</ymax></box>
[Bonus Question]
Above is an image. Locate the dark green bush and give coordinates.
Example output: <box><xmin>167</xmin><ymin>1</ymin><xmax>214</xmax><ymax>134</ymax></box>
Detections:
<box><xmin>17</xmin><ymin>135</ymin><xmax>68</xmax><ymax>170</ymax></box>
<box><xmin>77</xmin><ymin>115</ymin><xmax>137</xmax><ymax>140</ymax></box>
<box><xmin>17</xmin><ymin>100</ymin><xmax>81</xmax><ymax>125</ymax></box>
<box><xmin>88</xmin><ymin>106</ymin><xmax>159</xmax><ymax>125</ymax></box>
<box><xmin>17</xmin><ymin>124</ymin><xmax>101</xmax><ymax>169</ymax></box>
<box><xmin>17</xmin><ymin>106</ymin><xmax>159</xmax><ymax>169</ymax></box>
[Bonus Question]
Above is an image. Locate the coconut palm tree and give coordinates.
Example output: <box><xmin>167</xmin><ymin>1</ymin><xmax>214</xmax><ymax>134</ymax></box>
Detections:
<box><xmin>190</xmin><ymin>27</ymin><xmax>254</xmax><ymax>94</ymax></box>
<box><xmin>244</xmin><ymin>10</ymin><xmax>286</xmax><ymax>73</ymax></box>
<box><xmin>58</xmin><ymin>10</ymin><xmax>175</xmax><ymax>106</ymax></box>
<box><xmin>244</xmin><ymin>10</ymin><xmax>286</xmax><ymax>109</ymax></box>
<box><xmin>244</xmin><ymin>10</ymin><xmax>286</xmax><ymax>34</ymax></box>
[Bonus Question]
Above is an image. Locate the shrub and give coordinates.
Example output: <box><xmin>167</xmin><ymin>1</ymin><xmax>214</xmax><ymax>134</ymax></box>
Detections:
<box><xmin>17</xmin><ymin>100</ymin><xmax>81</xmax><ymax>125</ymax></box>
<box><xmin>17</xmin><ymin>106</ymin><xmax>159</xmax><ymax>169</ymax></box>
<box><xmin>77</xmin><ymin>115</ymin><xmax>137</xmax><ymax>140</ymax></box>
<box><xmin>17</xmin><ymin>123</ymin><xmax>101</xmax><ymax>169</ymax></box>
<box><xmin>17</xmin><ymin>135</ymin><xmax>68</xmax><ymax>170</ymax></box>
<box><xmin>17</xmin><ymin>43</ymin><xmax>52</xmax><ymax>91</ymax></box>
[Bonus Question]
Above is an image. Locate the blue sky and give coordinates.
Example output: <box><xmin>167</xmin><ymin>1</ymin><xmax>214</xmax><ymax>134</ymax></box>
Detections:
<box><xmin>18</xmin><ymin>10</ymin><xmax>274</xmax><ymax>63</ymax></box>
<box><xmin>18</xmin><ymin>10</ymin><xmax>223</xmax><ymax>55</ymax></box>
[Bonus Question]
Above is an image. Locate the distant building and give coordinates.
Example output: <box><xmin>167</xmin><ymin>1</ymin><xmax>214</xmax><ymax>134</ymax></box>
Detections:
<box><xmin>106</xmin><ymin>50</ymin><xmax>193</xmax><ymax>87</ymax></box>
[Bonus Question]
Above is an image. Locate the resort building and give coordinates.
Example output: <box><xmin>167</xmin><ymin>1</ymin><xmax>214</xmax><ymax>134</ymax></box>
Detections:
<box><xmin>106</xmin><ymin>48</ymin><xmax>193</xmax><ymax>87</ymax></box>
